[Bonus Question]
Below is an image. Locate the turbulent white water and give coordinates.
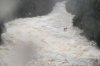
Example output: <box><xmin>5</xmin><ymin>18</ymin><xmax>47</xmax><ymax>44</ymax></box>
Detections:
<box><xmin>0</xmin><ymin>0</ymin><xmax>100</xmax><ymax>66</ymax></box>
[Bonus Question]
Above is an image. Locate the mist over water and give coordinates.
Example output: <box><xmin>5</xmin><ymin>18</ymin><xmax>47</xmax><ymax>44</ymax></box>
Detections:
<box><xmin>0</xmin><ymin>0</ymin><xmax>100</xmax><ymax>66</ymax></box>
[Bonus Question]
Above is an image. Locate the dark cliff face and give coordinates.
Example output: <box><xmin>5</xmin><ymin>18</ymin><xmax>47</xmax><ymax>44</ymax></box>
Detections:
<box><xmin>66</xmin><ymin>0</ymin><xmax>96</xmax><ymax>15</ymax></box>
<box><xmin>66</xmin><ymin>0</ymin><xmax>100</xmax><ymax>48</ymax></box>
<box><xmin>17</xmin><ymin>0</ymin><xmax>55</xmax><ymax>18</ymax></box>
<box><xmin>0</xmin><ymin>0</ymin><xmax>55</xmax><ymax>20</ymax></box>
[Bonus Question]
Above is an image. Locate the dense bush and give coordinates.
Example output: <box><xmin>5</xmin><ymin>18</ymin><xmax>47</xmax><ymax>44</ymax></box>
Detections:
<box><xmin>66</xmin><ymin>0</ymin><xmax>100</xmax><ymax>48</ymax></box>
